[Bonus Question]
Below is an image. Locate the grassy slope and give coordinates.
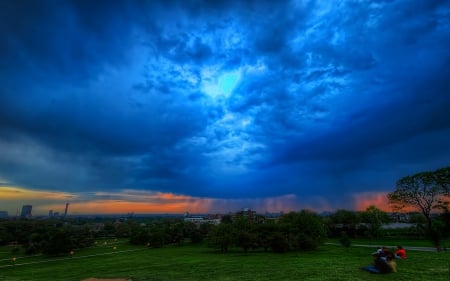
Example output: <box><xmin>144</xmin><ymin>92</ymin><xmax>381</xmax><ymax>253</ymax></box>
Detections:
<box><xmin>0</xmin><ymin>240</ymin><xmax>449</xmax><ymax>281</ymax></box>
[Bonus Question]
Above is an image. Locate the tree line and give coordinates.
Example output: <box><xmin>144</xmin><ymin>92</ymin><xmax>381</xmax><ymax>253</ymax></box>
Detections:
<box><xmin>0</xmin><ymin>166</ymin><xmax>448</xmax><ymax>255</ymax></box>
<box><xmin>1</xmin><ymin>206</ymin><xmax>448</xmax><ymax>256</ymax></box>
<box><xmin>0</xmin><ymin>219</ymin><xmax>94</xmax><ymax>255</ymax></box>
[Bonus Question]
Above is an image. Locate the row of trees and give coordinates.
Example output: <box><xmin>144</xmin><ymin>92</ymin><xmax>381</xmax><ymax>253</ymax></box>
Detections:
<box><xmin>325</xmin><ymin>206</ymin><xmax>391</xmax><ymax>239</ymax></box>
<box><xmin>207</xmin><ymin>211</ymin><xmax>326</xmax><ymax>253</ymax></box>
<box><xmin>0</xmin><ymin>211</ymin><xmax>326</xmax><ymax>255</ymax></box>
<box><xmin>0</xmin><ymin>220</ymin><xmax>94</xmax><ymax>255</ymax></box>
<box><xmin>0</xmin><ymin>206</ymin><xmax>448</xmax><ymax>256</ymax></box>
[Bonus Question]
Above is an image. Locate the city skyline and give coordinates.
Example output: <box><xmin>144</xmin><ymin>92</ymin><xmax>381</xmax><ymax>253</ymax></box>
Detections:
<box><xmin>1</xmin><ymin>1</ymin><xmax>449</xmax><ymax>215</ymax></box>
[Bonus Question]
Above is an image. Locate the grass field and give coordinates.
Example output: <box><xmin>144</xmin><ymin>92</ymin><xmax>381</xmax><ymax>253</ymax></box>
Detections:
<box><xmin>0</xmin><ymin>239</ymin><xmax>449</xmax><ymax>281</ymax></box>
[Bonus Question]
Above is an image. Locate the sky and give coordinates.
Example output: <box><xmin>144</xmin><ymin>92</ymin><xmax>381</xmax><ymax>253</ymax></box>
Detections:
<box><xmin>1</xmin><ymin>0</ymin><xmax>449</xmax><ymax>216</ymax></box>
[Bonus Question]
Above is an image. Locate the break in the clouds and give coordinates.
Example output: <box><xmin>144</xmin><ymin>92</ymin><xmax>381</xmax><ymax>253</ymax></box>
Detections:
<box><xmin>1</xmin><ymin>0</ymin><xmax>449</xmax><ymax>212</ymax></box>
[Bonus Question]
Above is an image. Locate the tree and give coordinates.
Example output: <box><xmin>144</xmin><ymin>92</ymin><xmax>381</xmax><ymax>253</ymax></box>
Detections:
<box><xmin>168</xmin><ymin>222</ymin><xmax>184</xmax><ymax>245</ymax></box>
<box><xmin>115</xmin><ymin>222</ymin><xmax>131</xmax><ymax>237</ymax></box>
<box><xmin>199</xmin><ymin>222</ymin><xmax>214</xmax><ymax>239</ymax></box>
<box><xmin>279</xmin><ymin>210</ymin><xmax>326</xmax><ymax>251</ymax></box>
<box><xmin>408</xmin><ymin>212</ymin><xmax>427</xmax><ymax>224</ymax></box>
<box><xmin>387</xmin><ymin>166</ymin><xmax>450</xmax><ymax>249</ymax></box>
<box><xmin>327</xmin><ymin>209</ymin><xmax>361</xmax><ymax>238</ymax></box>
<box><xmin>148</xmin><ymin>226</ymin><xmax>165</xmax><ymax>248</ymax></box>
<box><xmin>270</xmin><ymin>232</ymin><xmax>289</xmax><ymax>253</ymax></box>
<box><xmin>42</xmin><ymin>228</ymin><xmax>73</xmax><ymax>256</ymax></box>
<box><xmin>436</xmin><ymin>167</ymin><xmax>450</xmax><ymax>195</ymax></box>
<box><xmin>360</xmin><ymin>206</ymin><xmax>389</xmax><ymax>239</ymax></box>
<box><xmin>208</xmin><ymin>223</ymin><xmax>234</xmax><ymax>253</ymax></box>
<box><xmin>339</xmin><ymin>232</ymin><xmax>351</xmax><ymax>249</ymax></box>
<box><xmin>438</xmin><ymin>210</ymin><xmax>450</xmax><ymax>248</ymax></box>
<box><xmin>255</xmin><ymin>223</ymin><xmax>277</xmax><ymax>252</ymax></box>
<box><xmin>329</xmin><ymin>209</ymin><xmax>360</xmax><ymax>225</ymax></box>
<box><xmin>130</xmin><ymin>228</ymin><xmax>150</xmax><ymax>245</ymax></box>
<box><xmin>233</xmin><ymin>217</ymin><xmax>256</xmax><ymax>253</ymax></box>
<box><xmin>183</xmin><ymin>222</ymin><xmax>203</xmax><ymax>244</ymax></box>
<box><xmin>221</xmin><ymin>215</ymin><xmax>233</xmax><ymax>224</ymax></box>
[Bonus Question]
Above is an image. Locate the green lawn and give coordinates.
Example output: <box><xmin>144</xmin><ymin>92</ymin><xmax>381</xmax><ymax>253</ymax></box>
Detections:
<box><xmin>0</xmin><ymin>240</ymin><xmax>449</xmax><ymax>281</ymax></box>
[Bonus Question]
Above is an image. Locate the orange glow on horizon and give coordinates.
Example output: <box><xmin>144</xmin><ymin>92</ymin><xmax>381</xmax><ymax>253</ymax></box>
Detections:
<box><xmin>1</xmin><ymin>185</ymin><xmax>307</xmax><ymax>215</ymax></box>
<box><xmin>44</xmin><ymin>200</ymin><xmax>211</xmax><ymax>214</ymax></box>
<box><xmin>3</xmin><ymin>186</ymin><xmax>419</xmax><ymax>216</ymax></box>
<box><xmin>0</xmin><ymin>186</ymin><xmax>75</xmax><ymax>201</ymax></box>
<box><xmin>352</xmin><ymin>191</ymin><xmax>416</xmax><ymax>212</ymax></box>
<box><xmin>353</xmin><ymin>191</ymin><xmax>391</xmax><ymax>211</ymax></box>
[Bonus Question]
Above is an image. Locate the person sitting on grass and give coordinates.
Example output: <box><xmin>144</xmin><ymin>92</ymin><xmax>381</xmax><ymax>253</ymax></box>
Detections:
<box><xmin>395</xmin><ymin>245</ymin><xmax>407</xmax><ymax>259</ymax></box>
<box><xmin>385</xmin><ymin>251</ymin><xmax>397</xmax><ymax>272</ymax></box>
<box><xmin>363</xmin><ymin>249</ymin><xmax>396</xmax><ymax>274</ymax></box>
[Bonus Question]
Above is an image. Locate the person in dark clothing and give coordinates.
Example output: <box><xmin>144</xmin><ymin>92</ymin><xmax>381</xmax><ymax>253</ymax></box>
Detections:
<box><xmin>363</xmin><ymin>249</ymin><xmax>396</xmax><ymax>274</ymax></box>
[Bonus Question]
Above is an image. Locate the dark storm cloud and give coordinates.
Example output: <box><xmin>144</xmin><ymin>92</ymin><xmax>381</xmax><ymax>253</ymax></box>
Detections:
<box><xmin>0</xmin><ymin>0</ymin><xmax>449</xmax><ymax>208</ymax></box>
<box><xmin>0</xmin><ymin>0</ymin><xmax>136</xmax><ymax>85</ymax></box>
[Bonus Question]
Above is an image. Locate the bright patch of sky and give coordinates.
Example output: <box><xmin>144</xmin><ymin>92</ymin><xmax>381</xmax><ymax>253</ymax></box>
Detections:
<box><xmin>201</xmin><ymin>68</ymin><xmax>241</xmax><ymax>100</ymax></box>
<box><xmin>218</xmin><ymin>71</ymin><xmax>241</xmax><ymax>96</ymax></box>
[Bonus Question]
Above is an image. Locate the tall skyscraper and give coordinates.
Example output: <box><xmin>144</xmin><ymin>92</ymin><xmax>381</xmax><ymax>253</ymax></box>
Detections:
<box><xmin>64</xmin><ymin>202</ymin><xmax>69</xmax><ymax>217</ymax></box>
<box><xmin>20</xmin><ymin>205</ymin><xmax>32</xmax><ymax>218</ymax></box>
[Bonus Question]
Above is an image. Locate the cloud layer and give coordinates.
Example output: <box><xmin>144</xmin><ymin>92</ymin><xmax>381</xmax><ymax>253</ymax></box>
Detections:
<box><xmin>1</xmin><ymin>0</ymin><xmax>449</xmax><ymax>212</ymax></box>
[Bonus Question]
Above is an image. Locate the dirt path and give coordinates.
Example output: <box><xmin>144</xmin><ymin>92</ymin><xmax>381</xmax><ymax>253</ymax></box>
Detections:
<box><xmin>325</xmin><ymin>242</ymin><xmax>441</xmax><ymax>252</ymax></box>
<box><xmin>82</xmin><ymin>278</ymin><xmax>132</xmax><ymax>281</ymax></box>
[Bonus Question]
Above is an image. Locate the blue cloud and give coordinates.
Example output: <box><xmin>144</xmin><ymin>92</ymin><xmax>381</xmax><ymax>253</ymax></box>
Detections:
<box><xmin>0</xmin><ymin>0</ymin><xmax>449</xmax><ymax>210</ymax></box>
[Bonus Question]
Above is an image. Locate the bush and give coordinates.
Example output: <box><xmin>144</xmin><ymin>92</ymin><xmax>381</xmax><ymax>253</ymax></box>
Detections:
<box><xmin>339</xmin><ymin>233</ymin><xmax>351</xmax><ymax>248</ymax></box>
<box><xmin>270</xmin><ymin>232</ymin><xmax>289</xmax><ymax>253</ymax></box>
<box><xmin>42</xmin><ymin>230</ymin><xmax>73</xmax><ymax>256</ymax></box>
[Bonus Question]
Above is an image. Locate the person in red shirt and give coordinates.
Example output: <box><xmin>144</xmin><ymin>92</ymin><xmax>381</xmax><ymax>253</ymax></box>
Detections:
<box><xmin>395</xmin><ymin>246</ymin><xmax>406</xmax><ymax>259</ymax></box>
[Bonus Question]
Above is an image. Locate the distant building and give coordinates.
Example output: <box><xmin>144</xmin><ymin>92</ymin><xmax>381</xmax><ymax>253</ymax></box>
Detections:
<box><xmin>64</xmin><ymin>202</ymin><xmax>69</xmax><ymax>217</ymax></box>
<box><xmin>381</xmin><ymin>223</ymin><xmax>416</xmax><ymax>229</ymax></box>
<box><xmin>234</xmin><ymin>208</ymin><xmax>257</xmax><ymax>221</ymax></box>
<box><xmin>387</xmin><ymin>212</ymin><xmax>411</xmax><ymax>223</ymax></box>
<box><xmin>49</xmin><ymin>210</ymin><xmax>53</xmax><ymax>217</ymax></box>
<box><xmin>21</xmin><ymin>205</ymin><xmax>32</xmax><ymax>218</ymax></box>
<box><xmin>183</xmin><ymin>214</ymin><xmax>221</xmax><ymax>226</ymax></box>
<box><xmin>0</xmin><ymin>211</ymin><xmax>8</xmax><ymax>218</ymax></box>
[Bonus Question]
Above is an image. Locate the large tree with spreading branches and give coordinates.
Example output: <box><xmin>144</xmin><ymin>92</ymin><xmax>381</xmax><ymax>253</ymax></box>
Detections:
<box><xmin>387</xmin><ymin>166</ymin><xmax>450</xmax><ymax>249</ymax></box>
